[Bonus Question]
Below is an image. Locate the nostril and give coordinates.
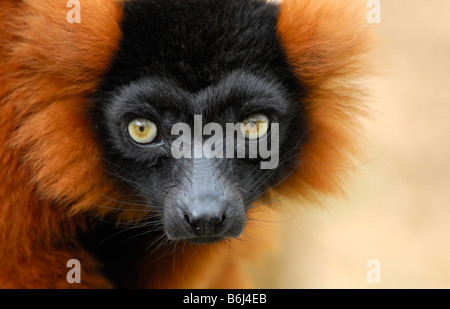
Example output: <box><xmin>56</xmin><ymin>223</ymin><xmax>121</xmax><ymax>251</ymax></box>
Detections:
<box><xmin>210</xmin><ymin>213</ymin><xmax>225</xmax><ymax>226</ymax></box>
<box><xmin>184</xmin><ymin>214</ymin><xmax>200</xmax><ymax>231</ymax></box>
<box><xmin>184</xmin><ymin>214</ymin><xmax>190</xmax><ymax>223</ymax></box>
<box><xmin>211</xmin><ymin>214</ymin><xmax>225</xmax><ymax>232</ymax></box>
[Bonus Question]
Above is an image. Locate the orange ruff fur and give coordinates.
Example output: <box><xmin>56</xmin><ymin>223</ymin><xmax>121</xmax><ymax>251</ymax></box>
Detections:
<box><xmin>0</xmin><ymin>0</ymin><xmax>372</xmax><ymax>288</ymax></box>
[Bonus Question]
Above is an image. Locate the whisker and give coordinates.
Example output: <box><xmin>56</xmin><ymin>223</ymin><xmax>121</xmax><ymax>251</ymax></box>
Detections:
<box><xmin>97</xmin><ymin>192</ymin><xmax>158</xmax><ymax>208</ymax></box>
<box><xmin>90</xmin><ymin>203</ymin><xmax>155</xmax><ymax>213</ymax></box>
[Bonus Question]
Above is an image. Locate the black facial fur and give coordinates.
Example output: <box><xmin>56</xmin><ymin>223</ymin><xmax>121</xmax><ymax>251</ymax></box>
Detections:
<box><xmin>90</xmin><ymin>0</ymin><xmax>308</xmax><ymax>250</ymax></box>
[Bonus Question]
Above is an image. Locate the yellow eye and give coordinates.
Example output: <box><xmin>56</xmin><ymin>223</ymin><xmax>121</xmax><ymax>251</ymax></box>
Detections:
<box><xmin>240</xmin><ymin>114</ymin><xmax>269</xmax><ymax>139</ymax></box>
<box><xmin>128</xmin><ymin>118</ymin><xmax>158</xmax><ymax>144</ymax></box>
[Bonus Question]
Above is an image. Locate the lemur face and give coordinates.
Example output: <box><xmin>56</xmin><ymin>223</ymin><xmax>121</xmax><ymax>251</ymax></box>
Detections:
<box><xmin>93</xmin><ymin>0</ymin><xmax>308</xmax><ymax>244</ymax></box>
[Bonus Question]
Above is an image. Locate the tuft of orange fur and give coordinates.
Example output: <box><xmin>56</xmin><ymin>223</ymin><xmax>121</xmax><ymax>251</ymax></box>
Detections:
<box><xmin>0</xmin><ymin>0</ymin><xmax>123</xmax><ymax>288</ymax></box>
<box><xmin>275</xmin><ymin>0</ymin><xmax>374</xmax><ymax>203</ymax></box>
<box><xmin>0</xmin><ymin>0</ymin><xmax>373</xmax><ymax>288</ymax></box>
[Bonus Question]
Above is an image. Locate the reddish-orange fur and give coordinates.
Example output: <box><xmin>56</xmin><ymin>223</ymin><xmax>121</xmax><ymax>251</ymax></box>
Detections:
<box><xmin>275</xmin><ymin>0</ymin><xmax>373</xmax><ymax>202</ymax></box>
<box><xmin>0</xmin><ymin>0</ymin><xmax>372</xmax><ymax>288</ymax></box>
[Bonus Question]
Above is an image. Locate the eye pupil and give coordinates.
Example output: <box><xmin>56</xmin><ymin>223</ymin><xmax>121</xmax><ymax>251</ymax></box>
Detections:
<box><xmin>139</xmin><ymin>126</ymin><xmax>145</xmax><ymax>132</ymax></box>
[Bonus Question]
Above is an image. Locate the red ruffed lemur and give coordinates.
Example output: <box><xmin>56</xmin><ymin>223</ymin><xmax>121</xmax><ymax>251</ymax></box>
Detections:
<box><xmin>0</xmin><ymin>0</ymin><xmax>372</xmax><ymax>288</ymax></box>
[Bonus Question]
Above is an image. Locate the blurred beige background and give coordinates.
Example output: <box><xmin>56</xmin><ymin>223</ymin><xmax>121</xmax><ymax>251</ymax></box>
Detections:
<box><xmin>264</xmin><ymin>1</ymin><xmax>450</xmax><ymax>288</ymax></box>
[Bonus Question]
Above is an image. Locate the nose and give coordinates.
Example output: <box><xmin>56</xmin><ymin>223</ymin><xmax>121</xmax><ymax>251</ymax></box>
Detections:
<box><xmin>163</xmin><ymin>158</ymin><xmax>246</xmax><ymax>243</ymax></box>
<box><xmin>183</xmin><ymin>209</ymin><xmax>226</xmax><ymax>236</ymax></box>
